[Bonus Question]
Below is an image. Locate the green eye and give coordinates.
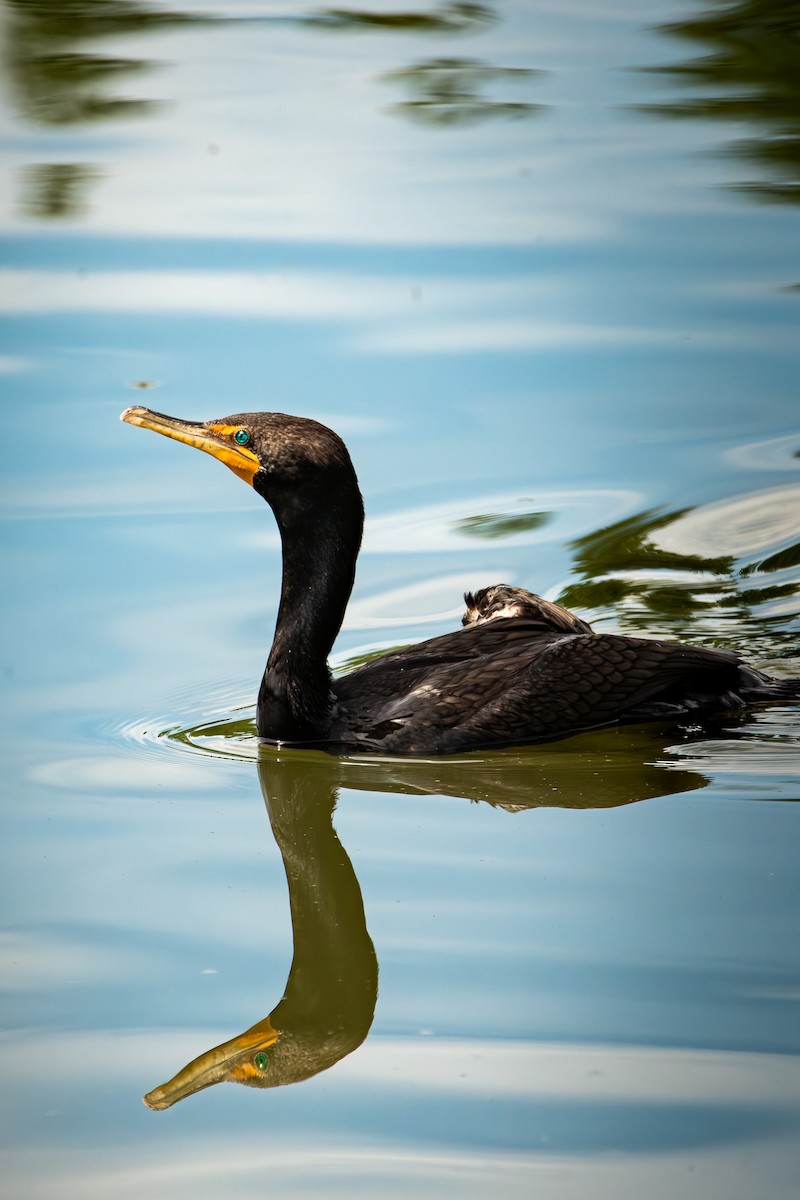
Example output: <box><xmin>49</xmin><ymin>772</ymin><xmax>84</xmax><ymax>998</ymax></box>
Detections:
<box><xmin>234</xmin><ymin>428</ymin><xmax>250</xmax><ymax>446</ymax></box>
<box><xmin>254</xmin><ymin>1052</ymin><xmax>269</xmax><ymax>1071</ymax></box>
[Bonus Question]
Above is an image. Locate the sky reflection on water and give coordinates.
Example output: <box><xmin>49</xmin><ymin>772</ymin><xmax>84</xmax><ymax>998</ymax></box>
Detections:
<box><xmin>1</xmin><ymin>0</ymin><xmax>800</xmax><ymax>1196</ymax></box>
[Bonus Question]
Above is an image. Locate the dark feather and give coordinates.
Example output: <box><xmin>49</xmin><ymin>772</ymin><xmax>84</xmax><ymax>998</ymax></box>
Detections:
<box><xmin>122</xmin><ymin>406</ymin><xmax>800</xmax><ymax>755</ymax></box>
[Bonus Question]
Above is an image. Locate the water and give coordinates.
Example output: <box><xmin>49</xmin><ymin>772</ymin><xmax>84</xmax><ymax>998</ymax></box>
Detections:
<box><xmin>1</xmin><ymin>1</ymin><xmax>799</xmax><ymax>1196</ymax></box>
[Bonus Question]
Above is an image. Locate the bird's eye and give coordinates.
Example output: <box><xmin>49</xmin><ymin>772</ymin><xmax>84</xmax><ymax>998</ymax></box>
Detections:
<box><xmin>234</xmin><ymin>428</ymin><xmax>250</xmax><ymax>446</ymax></box>
<box><xmin>253</xmin><ymin>1052</ymin><xmax>269</xmax><ymax>1071</ymax></box>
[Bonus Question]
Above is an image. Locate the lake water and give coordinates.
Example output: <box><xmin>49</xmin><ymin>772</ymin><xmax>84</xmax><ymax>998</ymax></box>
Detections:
<box><xmin>1</xmin><ymin>1</ymin><xmax>799</xmax><ymax>1196</ymax></box>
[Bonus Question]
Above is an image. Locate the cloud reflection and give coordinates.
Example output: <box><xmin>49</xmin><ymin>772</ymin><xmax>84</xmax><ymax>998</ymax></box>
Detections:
<box><xmin>28</xmin><ymin>754</ymin><xmax>218</xmax><ymax>792</ymax></box>
<box><xmin>653</xmin><ymin>484</ymin><xmax>800</xmax><ymax>559</ymax></box>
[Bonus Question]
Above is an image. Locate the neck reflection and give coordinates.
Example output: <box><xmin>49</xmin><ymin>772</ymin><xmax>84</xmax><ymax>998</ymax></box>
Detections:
<box><xmin>143</xmin><ymin>729</ymin><xmax>708</xmax><ymax>1109</ymax></box>
<box><xmin>143</xmin><ymin>752</ymin><xmax>378</xmax><ymax>1109</ymax></box>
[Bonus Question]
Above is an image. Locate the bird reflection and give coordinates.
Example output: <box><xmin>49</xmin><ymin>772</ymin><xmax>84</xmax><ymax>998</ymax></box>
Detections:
<box><xmin>143</xmin><ymin>734</ymin><xmax>707</xmax><ymax>1108</ymax></box>
<box><xmin>316</xmin><ymin>727</ymin><xmax>710</xmax><ymax>811</ymax></box>
<box><xmin>143</xmin><ymin>751</ymin><xmax>378</xmax><ymax>1109</ymax></box>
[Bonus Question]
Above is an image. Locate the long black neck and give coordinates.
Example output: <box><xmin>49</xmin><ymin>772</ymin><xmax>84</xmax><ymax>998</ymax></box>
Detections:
<box><xmin>256</xmin><ymin>463</ymin><xmax>364</xmax><ymax>741</ymax></box>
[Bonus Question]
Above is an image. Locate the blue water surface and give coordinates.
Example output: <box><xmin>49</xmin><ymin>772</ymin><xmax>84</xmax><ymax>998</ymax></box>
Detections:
<box><xmin>1</xmin><ymin>1</ymin><xmax>799</xmax><ymax>1197</ymax></box>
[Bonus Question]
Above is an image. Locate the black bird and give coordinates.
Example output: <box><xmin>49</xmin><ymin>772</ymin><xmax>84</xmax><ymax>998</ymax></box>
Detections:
<box><xmin>462</xmin><ymin>583</ymin><xmax>592</xmax><ymax>634</ymax></box>
<box><xmin>121</xmin><ymin>407</ymin><xmax>799</xmax><ymax>754</ymax></box>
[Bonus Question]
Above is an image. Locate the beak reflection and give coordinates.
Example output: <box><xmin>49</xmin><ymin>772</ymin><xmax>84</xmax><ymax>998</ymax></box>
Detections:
<box><xmin>143</xmin><ymin>730</ymin><xmax>707</xmax><ymax>1108</ymax></box>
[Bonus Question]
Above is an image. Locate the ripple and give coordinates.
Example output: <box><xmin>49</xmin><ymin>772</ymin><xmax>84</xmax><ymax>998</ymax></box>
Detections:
<box><xmin>726</xmin><ymin>431</ymin><xmax>800</xmax><ymax>472</ymax></box>
<box><xmin>652</xmin><ymin>484</ymin><xmax>800</xmax><ymax>561</ymax></box>
<box><xmin>662</xmin><ymin>709</ymin><xmax>800</xmax><ymax>785</ymax></box>
<box><xmin>112</xmin><ymin>678</ymin><xmax>260</xmax><ymax>764</ymax></box>
<box><xmin>106</xmin><ymin>626</ymin><xmax>798</xmax><ymax>807</ymax></box>
<box><xmin>110</xmin><ymin>680</ymin><xmax>715</xmax><ymax>809</ymax></box>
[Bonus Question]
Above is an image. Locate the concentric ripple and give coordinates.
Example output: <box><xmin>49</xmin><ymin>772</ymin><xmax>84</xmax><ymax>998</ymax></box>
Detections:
<box><xmin>114</xmin><ymin>678</ymin><xmax>260</xmax><ymax>763</ymax></box>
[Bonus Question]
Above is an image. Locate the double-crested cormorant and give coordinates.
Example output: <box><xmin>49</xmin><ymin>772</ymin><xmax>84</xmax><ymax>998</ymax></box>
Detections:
<box><xmin>462</xmin><ymin>584</ymin><xmax>592</xmax><ymax>634</ymax></box>
<box><xmin>121</xmin><ymin>407</ymin><xmax>799</xmax><ymax>754</ymax></box>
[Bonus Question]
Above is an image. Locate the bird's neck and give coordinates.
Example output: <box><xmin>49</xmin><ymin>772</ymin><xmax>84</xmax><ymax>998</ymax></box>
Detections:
<box><xmin>260</xmin><ymin>759</ymin><xmax>377</xmax><ymax>1044</ymax></box>
<box><xmin>257</xmin><ymin>484</ymin><xmax>363</xmax><ymax>742</ymax></box>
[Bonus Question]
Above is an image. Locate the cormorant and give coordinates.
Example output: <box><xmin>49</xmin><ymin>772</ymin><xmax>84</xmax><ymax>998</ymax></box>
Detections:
<box><xmin>462</xmin><ymin>583</ymin><xmax>592</xmax><ymax>634</ymax></box>
<box><xmin>121</xmin><ymin>407</ymin><xmax>798</xmax><ymax>754</ymax></box>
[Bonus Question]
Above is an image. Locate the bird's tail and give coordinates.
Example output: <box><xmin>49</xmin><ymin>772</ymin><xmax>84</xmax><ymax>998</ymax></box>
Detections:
<box><xmin>740</xmin><ymin>668</ymin><xmax>800</xmax><ymax>702</ymax></box>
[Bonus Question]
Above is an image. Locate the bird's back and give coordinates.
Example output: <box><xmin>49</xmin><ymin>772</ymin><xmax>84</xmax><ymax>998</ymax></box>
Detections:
<box><xmin>330</xmin><ymin>620</ymin><xmax>768</xmax><ymax>754</ymax></box>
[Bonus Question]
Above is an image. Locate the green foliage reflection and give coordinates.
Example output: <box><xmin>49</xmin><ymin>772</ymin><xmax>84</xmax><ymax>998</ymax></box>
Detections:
<box><xmin>5</xmin><ymin>0</ymin><xmax>208</xmax><ymax>219</ymax></box>
<box><xmin>646</xmin><ymin>0</ymin><xmax>800</xmax><ymax>206</ymax></box>
<box><xmin>454</xmin><ymin>510</ymin><xmax>552</xmax><ymax>539</ymax></box>
<box><xmin>304</xmin><ymin>2</ymin><xmax>495</xmax><ymax>34</ymax></box>
<box><xmin>5</xmin><ymin>0</ymin><xmax>205</xmax><ymax>126</ymax></box>
<box><xmin>559</xmin><ymin>505</ymin><xmax>800</xmax><ymax>659</ymax></box>
<box><xmin>21</xmin><ymin>162</ymin><xmax>102</xmax><ymax>219</ymax></box>
<box><xmin>383</xmin><ymin>57</ymin><xmax>543</xmax><ymax>126</ymax></box>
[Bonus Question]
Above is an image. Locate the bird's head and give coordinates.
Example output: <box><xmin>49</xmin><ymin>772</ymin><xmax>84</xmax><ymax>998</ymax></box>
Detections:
<box><xmin>120</xmin><ymin>406</ymin><xmax>359</xmax><ymax>517</ymax></box>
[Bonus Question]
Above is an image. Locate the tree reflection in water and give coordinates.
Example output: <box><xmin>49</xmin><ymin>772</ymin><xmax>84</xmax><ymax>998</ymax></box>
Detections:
<box><xmin>559</xmin><ymin>499</ymin><xmax>800</xmax><ymax>662</ymax></box>
<box><xmin>381</xmin><ymin>57</ymin><xmax>543</xmax><ymax>126</ymax></box>
<box><xmin>450</xmin><ymin>485</ymin><xmax>800</xmax><ymax>665</ymax></box>
<box><xmin>20</xmin><ymin>161</ymin><xmax>103</xmax><ymax>220</ymax></box>
<box><xmin>644</xmin><ymin>0</ymin><xmax>800</xmax><ymax>207</ymax></box>
<box><xmin>6</xmin><ymin>0</ymin><xmax>544</xmax><ymax>218</ymax></box>
<box><xmin>303</xmin><ymin>3</ymin><xmax>495</xmax><ymax>34</ymax></box>
<box><xmin>4</xmin><ymin>0</ymin><xmax>209</xmax><ymax>218</ymax></box>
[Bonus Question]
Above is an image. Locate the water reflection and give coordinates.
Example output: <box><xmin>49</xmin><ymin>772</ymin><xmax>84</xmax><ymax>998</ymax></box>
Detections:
<box><xmin>143</xmin><ymin>737</ymin><xmax>708</xmax><ymax>1108</ymax></box>
<box><xmin>558</xmin><ymin>491</ymin><xmax>800</xmax><ymax>658</ymax></box>
<box><xmin>382</xmin><ymin>57</ymin><xmax>542</xmax><ymax>126</ymax></box>
<box><xmin>303</xmin><ymin>3</ymin><xmax>495</xmax><ymax>34</ymax></box>
<box><xmin>323</xmin><ymin>732</ymin><xmax>709</xmax><ymax>809</ymax></box>
<box><xmin>647</xmin><ymin>0</ymin><xmax>800</xmax><ymax>207</ymax></box>
<box><xmin>20</xmin><ymin>162</ymin><xmax>102</xmax><ymax>220</ymax></box>
<box><xmin>441</xmin><ymin>482</ymin><xmax>800</xmax><ymax>661</ymax></box>
<box><xmin>5</xmin><ymin>0</ymin><xmax>201</xmax><ymax>124</ymax></box>
<box><xmin>5</xmin><ymin>0</ymin><xmax>207</xmax><ymax>218</ymax></box>
<box><xmin>453</xmin><ymin>509</ymin><xmax>551</xmax><ymax>538</ymax></box>
<box><xmin>153</xmin><ymin>687</ymin><xmax>712</xmax><ymax>806</ymax></box>
<box><xmin>144</xmin><ymin>751</ymin><xmax>378</xmax><ymax>1109</ymax></box>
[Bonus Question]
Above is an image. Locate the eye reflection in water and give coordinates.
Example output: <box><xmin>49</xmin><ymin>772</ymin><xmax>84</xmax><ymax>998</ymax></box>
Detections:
<box><xmin>143</xmin><ymin>751</ymin><xmax>378</xmax><ymax>1109</ymax></box>
<box><xmin>143</xmin><ymin>738</ymin><xmax>708</xmax><ymax>1110</ymax></box>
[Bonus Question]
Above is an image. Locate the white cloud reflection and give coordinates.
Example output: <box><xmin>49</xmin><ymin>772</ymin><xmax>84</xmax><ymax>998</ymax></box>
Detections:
<box><xmin>0</xmin><ymin>355</ymin><xmax>28</xmax><ymax>373</ymax></box>
<box><xmin>652</xmin><ymin>484</ymin><xmax>800</xmax><ymax>559</ymax></box>
<box><xmin>359</xmin><ymin>489</ymin><xmax>638</xmax><ymax>554</ymax></box>
<box><xmin>343</xmin><ymin>572</ymin><xmax>510</xmax><ymax>629</ymax></box>
<box><xmin>725</xmin><ymin>433</ymin><xmax>800</xmax><ymax>472</ymax></box>
<box><xmin>0</xmin><ymin>268</ymin><xmax>452</xmax><ymax>319</ymax></box>
<box><xmin>0</xmin><ymin>930</ymin><xmax>108</xmax><ymax>991</ymax></box>
<box><xmin>28</xmin><ymin>755</ymin><xmax>218</xmax><ymax>792</ymax></box>
<box><xmin>3</xmin><ymin>267</ymin><xmax>794</xmax><ymax>357</ymax></box>
<box><xmin>2</xmin><ymin>1033</ymin><xmax>799</xmax><ymax>1198</ymax></box>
